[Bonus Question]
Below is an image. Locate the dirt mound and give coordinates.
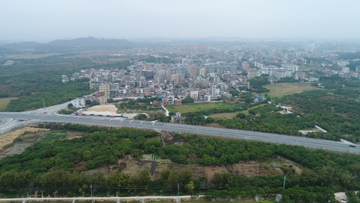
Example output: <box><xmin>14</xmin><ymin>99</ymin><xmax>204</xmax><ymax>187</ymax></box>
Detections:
<box><xmin>75</xmin><ymin>161</ymin><xmax>87</xmax><ymax>171</ymax></box>
<box><xmin>86</xmin><ymin>104</ymin><xmax>117</xmax><ymax>112</ymax></box>
<box><xmin>169</xmin><ymin>163</ymin><xmax>206</xmax><ymax>179</ymax></box>
<box><xmin>118</xmin><ymin>162</ymin><xmax>127</xmax><ymax>172</ymax></box>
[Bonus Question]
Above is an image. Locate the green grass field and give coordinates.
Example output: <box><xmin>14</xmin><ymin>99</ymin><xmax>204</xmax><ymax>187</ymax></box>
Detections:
<box><xmin>42</xmin><ymin>131</ymin><xmax>67</xmax><ymax>140</ymax></box>
<box><xmin>0</xmin><ymin>97</ymin><xmax>18</xmax><ymax>111</ymax></box>
<box><xmin>10</xmin><ymin>53</ymin><xmax>59</xmax><ymax>59</ymax></box>
<box><xmin>261</xmin><ymin>83</ymin><xmax>318</xmax><ymax>98</ymax></box>
<box><xmin>166</xmin><ymin>102</ymin><xmax>239</xmax><ymax>114</ymax></box>
<box><xmin>209</xmin><ymin>104</ymin><xmax>266</xmax><ymax>120</ymax></box>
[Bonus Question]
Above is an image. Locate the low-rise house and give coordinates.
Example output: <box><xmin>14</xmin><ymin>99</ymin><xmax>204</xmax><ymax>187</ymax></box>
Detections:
<box><xmin>71</xmin><ymin>97</ymin><xmax>85</xmax><ymax>108</ymax></box>
<box><xmin>62</xmin><ymin>75</ymin><xmax>69</xmax><ymax>83</ymax></box>
<box><xmin>97</xmin><ymin>96</ymin><xmax>107</xmax><ymax>104</ymax></box>
<box><xmin>171</xmin><ymin>112</ymin><xmax>186</xmax><ymax>123</ymax></box>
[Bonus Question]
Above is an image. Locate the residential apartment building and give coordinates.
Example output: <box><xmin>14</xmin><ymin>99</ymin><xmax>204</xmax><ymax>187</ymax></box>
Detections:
<box><xmin>247</xmin><ymin>69</ymin><xmax>258</xmax><ymax>79</ymax></box>
<box><xmin>99</xmin><ymin>84</ymin><xmax>110</xmax><ymax>99</ymax></box>
<box><xmin>199</xmin><ymin>68</ymin><xmax>208</xmax><ymax>77</ymax></box>
<box><xmin>190</xmin><ymin>66</ymin><xmax>197</xmax><ymax>78</ymax></box>
<box><xmin>171</xmin><ymin>74</ymin><xmax>180</xmax><ymax>85</ymax></box>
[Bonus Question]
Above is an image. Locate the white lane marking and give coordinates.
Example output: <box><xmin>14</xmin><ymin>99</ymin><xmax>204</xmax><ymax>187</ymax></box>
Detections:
<box><xmin>130</xmin><ymin>120</ymin><xmax>133</xmax><ymax>123</ymax></box>
<box><xmin>140</xmin><ymin>121</ymin><xmax>143</xmax><ymax>124</ymax></box>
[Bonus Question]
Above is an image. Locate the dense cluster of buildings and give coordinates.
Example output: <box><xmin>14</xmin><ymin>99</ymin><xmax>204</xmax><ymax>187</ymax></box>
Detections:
<box><xmin>64</xmin><ymin>43</ymin><xmax>360</xmax><ymax>106</ymax></box>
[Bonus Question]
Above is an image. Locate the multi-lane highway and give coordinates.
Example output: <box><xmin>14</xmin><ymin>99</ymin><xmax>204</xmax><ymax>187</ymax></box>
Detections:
<box><xmin>0</xmin><ymin>111</ymin><xmax>359</xmax><ymax>154</ymax></box>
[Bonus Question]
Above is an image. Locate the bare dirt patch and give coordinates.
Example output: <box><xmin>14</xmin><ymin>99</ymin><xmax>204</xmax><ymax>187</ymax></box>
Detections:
<box><xmin>120</xmin><ymin>159</ymin><xmax>141</xmax><ymax>176</ymax></box>
<box><xmin>0</xmin><ymin>145</ymin><xmax>14</xmax><ymax>156</ymax></box>
<box><xmin>66</xmin><ymin>131</ymin><xmax>88</xmax><ymax>140</ymax></box>
<box><xmin>86</xmin><ymin>164</ymin><xmax>113</xmax><ymax>175</ymax></box>
<box><xmin>0</xmin><ymin>127</ymin><xmax>50</xmax><ymax>153</ymax></box>
<box><xmin>168</xmin><ymin>163</ymin><xmax>206</xmax><ymax>180</ymax></box>
<box><xmin>87</xmin><ymin>104</ymin><xmax>118</xmax><ymax>112</ymax></box>
<box><xmin>152</xmin><ymin>163</ymin><xmax>169</xmax><ymax>180</ymax></box>
<box><xmin>163</xmin><ymin>133</ymin><xmax>187</xmax><ymax>146</ymax></box>
<box><xmin>204</xmin><ymin>166</ymin><xmax>228</xmax><ymax>180</ymax></box>
<box><xmin>276</xmin><ymin>156</ymin><xmax>302</xmax><ymax>174</ymax></box>
<box><xmin>231</xmin><ymin>161</ymin><xmax>271</xmax><ymax>177</ymax></box>
<box><xmin>75</xmin><ymin>161</ymin><xmax>88</xmax><ymax>171</ymax></box>
<box><xmin>5</xmin><ymin>143</ymin><xmax>33</xmax><ymax>156</ymax></box>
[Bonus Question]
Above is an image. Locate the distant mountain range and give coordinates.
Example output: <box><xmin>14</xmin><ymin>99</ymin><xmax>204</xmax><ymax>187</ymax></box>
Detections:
<box><xmin>48</xmin><ymin>36</ymin><xmax>133</xmax><ymax>49</ymax></box>
<box><xmin>0</xmin><ymin>36</ymin><xmax>134</xmax><ymax>54</ymax></box>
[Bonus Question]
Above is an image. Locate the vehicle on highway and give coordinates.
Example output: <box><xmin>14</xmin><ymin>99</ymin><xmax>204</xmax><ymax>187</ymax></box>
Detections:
<box><xmin>349</xmin><ymin>145</ymin><xmax>356</xmax><ymax>148</ymax></box>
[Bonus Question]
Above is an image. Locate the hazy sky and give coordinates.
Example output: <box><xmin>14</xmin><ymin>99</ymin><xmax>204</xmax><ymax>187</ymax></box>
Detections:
<box><xmin>1</xmin><ymin>0</ymin><xmax>360</xmax><ymax>41</ymax></box>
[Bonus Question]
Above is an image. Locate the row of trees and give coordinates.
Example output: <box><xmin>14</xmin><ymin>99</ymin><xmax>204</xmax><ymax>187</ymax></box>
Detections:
<box><xmin>0</xmin><ymin>168</ymin><xmax>354</xmax><ymax>202</ymax></box>
<box><xmin>0</xmin><ymin>169</ymin><xmax>152</xmax><ymax>196</ymax></box>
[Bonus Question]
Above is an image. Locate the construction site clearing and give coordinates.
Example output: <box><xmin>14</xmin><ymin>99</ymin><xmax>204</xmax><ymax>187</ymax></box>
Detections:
<box><xmin>72</xmin><ymin>104</ymin><xmax>138</xmax><ymax>119</ymax></box>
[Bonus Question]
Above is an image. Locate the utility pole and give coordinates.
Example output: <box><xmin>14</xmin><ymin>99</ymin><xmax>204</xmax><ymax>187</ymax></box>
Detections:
<box><xmin>90</xmin><ymin>184</ymin><xmax>93</xmax><ymax>203</ymax></box>
<box><xmin>283</xmin><ymin>175</ymin><xmax>286</xmax><ymax>190</ymax></box>
<box><xmin>42</xmin><ymin>98</ymin><xmax>45</xmax><ymax>108</ymax></box>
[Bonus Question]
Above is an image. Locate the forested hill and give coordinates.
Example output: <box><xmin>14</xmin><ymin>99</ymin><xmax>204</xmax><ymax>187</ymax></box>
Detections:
<box><xmin>48</xmin><ymin>37</ymin><xmax>134</xmax><ymax>50</ymax></box>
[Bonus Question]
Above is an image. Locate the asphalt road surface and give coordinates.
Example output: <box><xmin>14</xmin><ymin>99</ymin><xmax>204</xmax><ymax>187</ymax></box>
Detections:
<box><xmin>0</xmin><ymin>112</ymin><xmax>360</xmax><ymax>154</ymax></box>
<box><xmin>0</xmin><ymin>111</ymin><xmax>359</xmax><ymax>154</ymax></box>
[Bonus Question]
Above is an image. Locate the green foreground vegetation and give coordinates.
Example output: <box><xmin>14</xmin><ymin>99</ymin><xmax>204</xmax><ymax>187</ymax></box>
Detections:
<box><xmin>1</xmin><ymin>124</ymin><xmax>360</xmax><ymax>202</ymax></box>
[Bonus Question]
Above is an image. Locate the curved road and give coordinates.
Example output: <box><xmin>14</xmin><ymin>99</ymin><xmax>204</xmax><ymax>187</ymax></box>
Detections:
<box><xmin>0</xmin><ymin>111</ymin><xmax>359</xmax><ymax>154</ymax></box>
